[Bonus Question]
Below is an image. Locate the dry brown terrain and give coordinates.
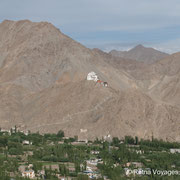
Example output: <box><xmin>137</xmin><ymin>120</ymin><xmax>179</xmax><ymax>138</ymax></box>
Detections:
<box><xmin>0</xmin><ymin>20</ymin><xmax>179</xmax><ymax>142</ymax></box>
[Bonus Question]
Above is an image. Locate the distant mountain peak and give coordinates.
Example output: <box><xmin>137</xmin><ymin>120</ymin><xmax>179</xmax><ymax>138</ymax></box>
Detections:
<box><xmin>109</xmin><ymin>44</ymin><xmax>169</xmax><ymax>64</ymax></box>
<box><xmin>134</xmin><ymin>44</ymin><xmax>144</xmax><ymax>49</ymax></box>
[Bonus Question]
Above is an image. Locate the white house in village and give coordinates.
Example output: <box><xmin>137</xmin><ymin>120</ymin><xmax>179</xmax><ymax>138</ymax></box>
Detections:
<box><xmin>83</xmin><ymin>169</ymin><xmax>100</xmax><ymax>179</ymax></box>
<box><xmin>22</xmin><ymin>140</ymin><xmax>32</xmax><ymax>145</ymax></box>
<box><xmin>22</xmin><ymin>170</ymin><xmax>35</xmax><ymax>179</ymax></box>
<box><xmin>170</xmin><ymin>148</ymin><xmax>180</xmax><ymax>153</ymax></box>
<box><xmin>87</xmin><ymin>72</ymin><xmax>99</xmax><ymax>82</ymax></box>
<box><xmin>90</xmin><ymin>150</ymin><xmax>100</xmax><ymax>155</ymax></box>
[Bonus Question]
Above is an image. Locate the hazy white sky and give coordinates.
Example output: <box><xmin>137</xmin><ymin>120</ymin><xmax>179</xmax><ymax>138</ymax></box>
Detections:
<box><xmin>0</xmin><ymin>0</ymin><xmax>180</xmax><ymax>53</ymax></box>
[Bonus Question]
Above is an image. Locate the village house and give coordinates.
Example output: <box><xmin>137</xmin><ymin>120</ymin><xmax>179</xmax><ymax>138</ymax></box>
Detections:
<box><xmin>62</xmin><ymin>137</ymin><xmax>70</xmax><ymax>140</ymax></box>
<box><xmin>86</xmin><ymin>164</ymin><xmax>98</xmax><ymax>172</ymax></box>
<box><xmin>125</xmin><ymin>162</ymin><xmax>143</xmax><ymax>168</ymax></box>
<box><xmin>37</xmin><ymin>169</ymin><xmax>45</xmax><ymax>178</ymax></box>
<box><xmin>24</xmin><ymin>130</ymin><xmax>29</xmax><ymax>136</ymax></box>
<box><xmin>170</xmin><ymin>148</ymin><xmax>180</xmax><ymax>153</ymax></box>
<box><xmin>135</xmin><ymin>150</ymin><xmax>144</xmax><ymax>154</ymax></box>
<box><xmin>58</xmin><ymin>141</ymin><xmax>64</xmax><ymax>144</ymax></box>
<box><xmin>71</xmin><ymin>139</ymin><xmax>88</xmax><ymax>145</ymax></box>
<box><xmin>22</xmin><ymin>170</ymin><xmax>35</xmax><ymax>179</ymax></box>
<box><xmin>22</xmin><ymin>140</ymin><xmax>32</xmax><ymax>145</ymax></box>
<box><xmin>18</xmin><ymin>164</ymin><xmax>35</xmax><ymax>179</ymax></box>
<box><xmin>86</xmin><ymin>159</ymin><xmax>102</xmax><ymax>166</ymax></box>
<box><xmin>43</xmin><ymin>164</ymin><xmax>59</xmax><ymax>172</ymax></box>
<box><xmin>83</xmin><ymin>170</ymin><xmax>101</xmax><ymax>179</ymax></box>
<box><xmin>90</xmin><ymin>150</ymin><xmax>100</xmax><ymax>155</ymax></box>
<box><xmin>0</xmin><ymin>129</ymin><xmax>11</xmax><ymax>135</ymax></box>
<box><xmin>71</xmin><ymin>141</ymin><xmax>87</xmax><ymax>146</ymax></box>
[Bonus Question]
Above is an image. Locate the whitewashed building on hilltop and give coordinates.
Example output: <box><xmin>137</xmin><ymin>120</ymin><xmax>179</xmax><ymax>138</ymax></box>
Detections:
<box><xmin>87</xmin><ymin>72</ymin><xmax>99</xmax><ymax>82</ymax></box>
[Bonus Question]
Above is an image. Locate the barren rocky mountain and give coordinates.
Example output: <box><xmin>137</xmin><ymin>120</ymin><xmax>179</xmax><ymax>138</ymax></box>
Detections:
<box><xmin>109</xmin><ymin>44</ymin><xmax>169</xmax><ymax>64</ymax></box>
<box><xmin>148</xmin><ymin>52</ymin><xmax>180</xmax><ymax>107</ymax></box>
<box><xmin>0</xmin><ymin>20</ymin><xmax>179</xmax><ymax>142</ymax></box>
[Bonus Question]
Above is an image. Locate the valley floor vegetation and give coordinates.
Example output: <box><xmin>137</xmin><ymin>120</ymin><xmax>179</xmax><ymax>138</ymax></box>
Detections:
<box><xmin>0</xmin><ymin>127</ymin><xmax>180</xmax><ymax>180</ymax></box>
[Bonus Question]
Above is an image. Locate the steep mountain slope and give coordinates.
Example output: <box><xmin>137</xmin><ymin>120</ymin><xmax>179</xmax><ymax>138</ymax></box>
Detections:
<box><xmin>109</xmin><ymin>44</ymin><xmax>169</xmax><ymax>64</ymax></box>
<box><xmin>22</xmin><ymin>80</ymin><xmax>180</xmax><ymax>141</ymax></box>
<box><xmin>0</xmin><ymin>20</ymin><xmax>94</xmax><ymax>91</ymax></box>
<box><xmin>0</xmin><ymin>20</ymin><xmax>179</xmax><ymax>142</ymax></box>
<box><xmin>0</xmin><ymin>20</ymin><xmax>137</xmax><ymax>92</ymax></box>
<box><xmin>148</xmin><ymin>52</ymin><xmax>180</xmax><ymax>107</ymax></box>
<box><xmin>0</xmin><ymin>19</ymin><xmax>140</xmax><ymax>128</ymax></box>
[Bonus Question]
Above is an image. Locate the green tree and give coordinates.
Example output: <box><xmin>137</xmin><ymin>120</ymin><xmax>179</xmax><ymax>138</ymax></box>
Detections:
<box><xmin>57</xmin><ymin>130</ymin><xmax>64</xmax><ymax>138</ymax></box>
<box><xmin>135</xmin><ymin>136</ymin><xmax>139</xmax><ymax>145</ymax></box>
<box><xmin>125</xmin><ymin>136</ymin><xmax>134</xmax><ymax>144</ymax></box>
<box><xmin>77</xmin><ymin>174</ymin><xmax>89</xmax><ymax>180</ymax></box>
<box><xmin>112</xmin><ymin>137</ymin><xmax>120</xmax><ymax>146</ymax></box>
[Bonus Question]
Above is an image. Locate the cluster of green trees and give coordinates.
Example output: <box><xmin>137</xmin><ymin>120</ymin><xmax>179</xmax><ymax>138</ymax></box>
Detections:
<box><xmin>0</xmin><ymin>129</ymin><xmax>180</xmax><ymax>179</ymax></box>
<box><xmin>95</xmin><ymin>136</ymin><xmax>180</xmax><ymax>179</ymax></box>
